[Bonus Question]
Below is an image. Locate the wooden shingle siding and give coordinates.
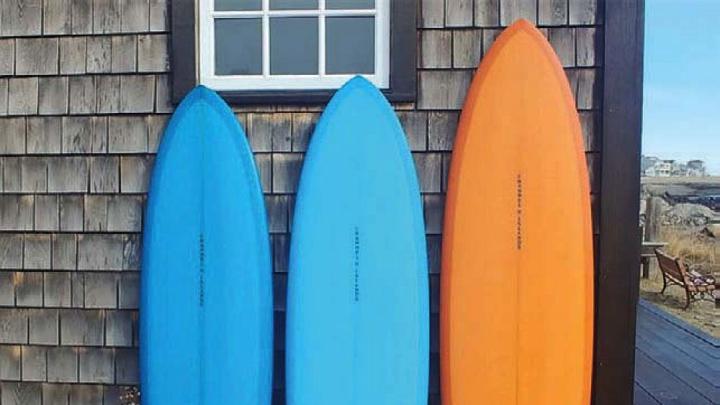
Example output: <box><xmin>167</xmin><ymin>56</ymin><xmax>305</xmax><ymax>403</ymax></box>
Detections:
<box><xmin>0</xmin><ymin>0</ymin><xmax>632</xmax><ymax>403</ymax></box>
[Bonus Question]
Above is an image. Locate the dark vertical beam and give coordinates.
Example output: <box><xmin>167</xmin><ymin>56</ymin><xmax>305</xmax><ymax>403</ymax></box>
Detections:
<box><xmin>594</xmin><ymin>0</ymin><xmax>645</xmax><ymax>404</ymax></box>
<box><xmin>171</xmin><ymin>0</ymin><xmax>197</xmax><ymax>103</ymax></box>
<box><xmin>388</xmin><ymin>0</ymin><xmax>417</xmax><ymax>101</ymax></box>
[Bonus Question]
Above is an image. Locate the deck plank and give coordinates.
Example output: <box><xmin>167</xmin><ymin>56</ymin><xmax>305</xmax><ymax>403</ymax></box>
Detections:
<box><xmin>635</xmin><ymin>383</ymin><xmax>661</xmax><ymax>405</ymax></box>
<box><xmin>636</xmin><ymin>334</ymin><xmax>718</xmax><ymax>402</ymax></box>
<box><xmin>638</xmin><ymin>301</ymin><xmax>719</xmax><ymax>358</ymax></box>
<box><xmin>636</xmin><ymin>312</ymin><xmax>719</xmax><ymax>379</ymax></box>
<box><xmin>636</xmin><ymin>310</ymin><xmax>719</xmax><ymax>367</ymax></box>
<box><xmin>634</xmin><ymin>350</ymin><xmax>713</xmax><ymax>404</ymax></box>
<box><xmin>634</xmin><ymin>300</ymin><xmax>719</xmax><ymax>404</ymax></box>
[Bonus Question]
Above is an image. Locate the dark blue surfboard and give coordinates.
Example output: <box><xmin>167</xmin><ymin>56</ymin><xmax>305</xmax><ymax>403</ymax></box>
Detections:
<box><xmin>286</xmin><ymin>77</ymin><xmax>429</xmax><ymax>405</ymax></box>
<box><xmin>140</xmin><ymin>86</ymin><xmax>272</xmax><ymax>404</ymax></box>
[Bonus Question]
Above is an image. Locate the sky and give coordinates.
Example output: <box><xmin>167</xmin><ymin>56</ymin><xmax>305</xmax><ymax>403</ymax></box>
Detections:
<box><xmin>643</xmin><ymin>0</ymin><xmax>720</xmax><ymax>174</ymax></box>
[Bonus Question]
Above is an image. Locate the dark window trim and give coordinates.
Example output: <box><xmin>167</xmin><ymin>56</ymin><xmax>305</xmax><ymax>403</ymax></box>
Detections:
<box><xmin>170</xmin><ymin>0</ymin><xmax>417</xmax><ymax>105</ymax></box>
<box><xmin>594</xmin><ymin>0</ymin><xmax>645</xmax><ymax>404</ymax></box>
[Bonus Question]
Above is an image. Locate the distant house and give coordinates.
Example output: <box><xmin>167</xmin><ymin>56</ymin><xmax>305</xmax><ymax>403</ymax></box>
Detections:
<box><xmin>686</xmin><ymin>160</ymin><xmax>707</xmax><ymax>176</ymax></box>
<box><xmin>641</xmin><ymin>155</ymin><xmax>660</xmax><ymax>174</ymax></box>
<box><xmin>645</xmin><ymin>159</ymin><xmax>675</xmax><ymax>176</ymax></box>
<box><xmin>642</xmin><ymin>156</ymin><xmax>707</xmax><ymax>177</ymax></box>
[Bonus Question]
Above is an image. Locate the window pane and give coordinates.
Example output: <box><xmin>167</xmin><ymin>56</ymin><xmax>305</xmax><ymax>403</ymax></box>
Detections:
<box><xmin>270</xmin><ymin>0</ymin><xmax>317</xmax><ymax>10</ymax></box>
<box><xmin>215</xmin><ymin>19</ymin><xmax>262</xmax><ymax>75</ymax></box>
<box><xmin>326</xmin><ymin>0</ymin><xmax>374</xmax><ymax>9</ymax></box>
<box><xmin>270</xmin><ymin>17</ymin><xmax>319</xmax><ymax>75</ymax></box>
<box><xmin>326</xmin><ymin>17</ymin><xmax>374</xmax><ymax>74</ymax></box>
<box><xmin>215</xmin><ymin>0</ymin><xmax>261</xmax><ymax>11</ymax></box>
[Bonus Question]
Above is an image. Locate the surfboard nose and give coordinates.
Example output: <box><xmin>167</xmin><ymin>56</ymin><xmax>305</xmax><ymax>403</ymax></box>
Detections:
<box><xmin>337</xmin><ymin>75</ymin><xmax>382</xmax><ymax>98</ymax></box>
<box><xmin>185</xmin><ymin>85</ymin><xmax>225</xmax><ymax>106</ymax></box>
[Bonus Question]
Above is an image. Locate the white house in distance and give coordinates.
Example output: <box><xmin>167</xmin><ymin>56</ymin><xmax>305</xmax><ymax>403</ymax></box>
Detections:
<box><xmin>642</xmin><ymin>156</ymin><xmax>707</xmax><ymax>177</ymax></box>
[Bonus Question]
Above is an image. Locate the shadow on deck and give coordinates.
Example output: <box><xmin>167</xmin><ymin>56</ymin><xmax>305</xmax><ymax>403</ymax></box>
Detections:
<box><xmin>634</xmin><ymin>300</ymin><xmax>719</xmax><ymax>404</ymax></box>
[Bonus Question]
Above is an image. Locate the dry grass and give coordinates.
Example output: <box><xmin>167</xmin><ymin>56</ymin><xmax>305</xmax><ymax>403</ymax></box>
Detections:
<box><xmin>659</xmin><ymin>226</ymin><xmax>719</xmax><ymax>275</ymax></box>
<box><xmin>640</xmin><ymin>226</ymin><xmax>719</xmax><ymax>337</ymax></box>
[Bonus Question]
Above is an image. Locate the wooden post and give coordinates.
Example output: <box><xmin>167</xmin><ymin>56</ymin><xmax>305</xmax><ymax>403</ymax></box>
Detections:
<box><xmin>594</xmin><ymin>0</ymin><xmax>645</xmax><ymax>404</ymax></box>
<box><xmin>645</xmin><ymin>196</ymin><xmax>662</xmax><ymax>242</ymax></box>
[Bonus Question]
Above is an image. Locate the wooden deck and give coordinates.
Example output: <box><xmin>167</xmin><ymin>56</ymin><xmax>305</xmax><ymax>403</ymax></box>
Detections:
<box><xmin>634</xmin><ymin>300</ymin><xmax>719</xmax><ymax>404</ymax></box>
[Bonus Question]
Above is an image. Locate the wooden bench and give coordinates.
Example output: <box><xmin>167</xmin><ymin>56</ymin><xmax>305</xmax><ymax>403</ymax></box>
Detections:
<box><xmin>654</xmin><ymin>249</ymin><xmax>716</xmax><ymax>309</ymax></box>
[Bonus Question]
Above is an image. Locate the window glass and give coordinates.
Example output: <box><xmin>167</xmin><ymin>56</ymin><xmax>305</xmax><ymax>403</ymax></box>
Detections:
<box><xmin>215</xmin><ymin>0</ymin><xmax>262</xmax><ymax>11</ymax></box>
<box><xmin>326</xmin><ymin>0</ymin><xmax>375</xmax><ymax>9</ymax></box>
<box><xmin>270</xmin><ymin>0</ymin><xmax>318</xmax><ymax>10</ymax></box>
<box><xmin>215</xmin><ymin>19</ymin><xmax>263</xmax><ymax>75</ymax></box>
<box><xmin>270</xmin><ymin>17</ymin><xmax>319</xmax><ymax>75</ymax></box>
<box><xmin>326</xmin><ymin>17</ymin><xmax>374</xmax><ymax>74</ymax></box>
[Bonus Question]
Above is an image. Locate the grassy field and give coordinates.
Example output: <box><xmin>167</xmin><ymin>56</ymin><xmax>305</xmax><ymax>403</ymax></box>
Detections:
<box><xmin>641</xmin><ymin>176</ymin><xmax>720</xmax><ymax>185</ymax></box>
<box><xmin>640</xmin><ymin>226</ymin><xmax>718</xmax><ymax>337</ymax></box>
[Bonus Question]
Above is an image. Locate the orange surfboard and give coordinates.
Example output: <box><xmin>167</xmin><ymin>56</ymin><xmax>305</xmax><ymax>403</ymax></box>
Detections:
<box><xmin>440</xmin><ymin>20</ymin><xmax>594</xmax><ymax>405</ymax></box>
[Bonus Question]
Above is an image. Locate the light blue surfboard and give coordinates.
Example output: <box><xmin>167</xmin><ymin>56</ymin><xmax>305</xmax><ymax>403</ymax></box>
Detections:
<box><xmin>286</xmin><ymin>77</ymin><xmax>429</xmax><ymax>405</ymax></box>
<box><xmin>140</xmin><ymin>86</ymin><xmax>272</xmax><ymax>404</ymax></box>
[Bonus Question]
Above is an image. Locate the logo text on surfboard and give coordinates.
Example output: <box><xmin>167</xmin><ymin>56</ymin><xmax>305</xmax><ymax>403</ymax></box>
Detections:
<box><xmin>516</xmin><ymin>174</ymin><xmax>523</xmax><ymax>250</ymax></box>
<box><xmin>199</xmin><ymin>233</ymin><xmax>205</xmax><ymax>306</ymax></box>
<box><xmin>354</xmin><ymin>226</ymin><xmax>360</xmax><ymax>302</ymax></box>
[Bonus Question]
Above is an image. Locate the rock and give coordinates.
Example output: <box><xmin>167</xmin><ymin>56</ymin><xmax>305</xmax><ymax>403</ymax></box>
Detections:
<box><xmin>701</xmin><ymin>224</ymin><xmax>720</xmax><ymax>238</ymax></box>
<box><xmin>661</xmin><ymin>203</ymin><xmax>719</xmax><ymax>227</ymax></box>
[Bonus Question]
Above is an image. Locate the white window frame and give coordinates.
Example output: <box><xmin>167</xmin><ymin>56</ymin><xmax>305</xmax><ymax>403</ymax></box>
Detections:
<box><xmin>198</xmin><ymin>0</ymin><xmax>390</xmax><ymax>91</ymax></box>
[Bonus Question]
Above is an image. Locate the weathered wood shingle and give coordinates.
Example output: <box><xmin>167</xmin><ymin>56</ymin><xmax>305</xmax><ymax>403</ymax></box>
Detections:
<box><xmin>15</xmin><ymin>272</ymin><xmax>44</xmax><ymax>306</ymax></box>
<box><xmin>38</xmin><ymin>77</ymin><xmax>69</xmax><ymax>115</ymax></box>
<box><xmin>420</xmin><ymin>30</ymin><xmax>452</xmax><ymax>69</ymax></box>
<box><xmin>16</xmin><ymin>38</ymin><xmax>58</xmax><ymax>75</ymax></box>
<box><xmin>60</xmin><ymin>310</ymin><xmax>104</xmax><ymax>345</ymax></box>
<box><xmin>60</xmin><ymin>36</ymin><xmax>87</xmax><ymax>74</ymax></box>
<box><xmin>398</xmin><ymin>111</ymin><xmax>428</xmax><ymax>151</ymax></box>
<box><xmin>452</xmin><ymin>30</ymin><xmax>483</xmax><ymax>68</ymax></box>
<box><xmin>418</xmin><ymin>70</ymin><xmax>473</xmax><ymax>110</ymax></box>
<box><xmin>28</xmin><ymin>309</ymin><xmax>59</xmax><ymax>345</ymax></box>
<box><xmin>119</xmin><ymin>75</ymin><xmax>155</xmax><ymax>113</ymax></box>
<box><xmin>448</xmin><ymin>0</ymin><xmax>474</xmax><ymax>27</ymax></box>
<box><xmin>1</xmin><ymin>381</ymin><xmax>42</xmax><ymax>405</ymax></box>
<box><xmin>47</xmin><ymin>156</ymin><xmax>89</xmax><ymax>193</ymax></box>
<box><xmin>138</xmin><ymin>34</ymin><xmax>169</xmax><ymax>72</ymax></box>
<box><xmin>111</xmin><ymin>35</ymin><xmax>138</xmax><ymax>73</ymax></box>
<box><xmin>475</xmin><ymin>0</ymin><xmax>499</xmax><ymax>27</ymax></box>
<box><xmin>77</xmin><ymin>234</ymin><xmax>124</xmax><ymax>270</ymax></box>
<box><xmin>119</xmin><ymin>156</ymin><xmax>151</xmax><ymax>193</ymax></box>
<box><xmin>500</xmin><ymin>0</ymin><xmax>537</xmax><ymax>25</ymax></box>
<box><xmin>44</xmin><ymin>0</ymin><xmax>73</xmax><ymax>35</ymax></box>
<box><xmin>420</xmin><ymin>0</ymin><xmax>445</xmax><ymax>28</ymax></box>
<box><xmin>0</xmin><ymin>345</ymin><xmax>21</xmax><ymax>380</ymax></box>
<box><xmin>47</xmin><ymin>347</ymin><xmax>78</xmax><ymax>382</ymax></box>
<box><xmin>0</xmin><ymin>234</ymin><xmax>24</xmax><ymax>269</ymax></box>
<box><xmin>68</xmin><ymin>76</ymin><xmax>97</xmax><ymax>114</ymax></box>
<box><xmin>0</xmin><ymin>0</ymin><xmax>607</xmax><ymax>396</ymax></box>
<box><xmin>34</xmin><ymin>195</ymin><xmax>58</xmax><ymax>231</ymax></box>
<box><xmin>84</xmin><ymin>273</ymin><xmax>118</xmax><ymax>308</ymax></box>
<box><xmin>94</xmin><ymin>0</ymin><xmax>122</xmax><ymax>33</ymax></box>
<box><xmin>0</xmin><ymin>39</ymin><xmax>15</xmax><ymax>75</ymax></box>
<box><xmin>121</xmin><ymin>0</ymin><xmax>150</xmax><ymax>32</ymax></box>
<box><xmin>539</xmin><ymin>0</ymin><xmax>568</xmax><ymax>26</ymax></box>
<box><xmin>149</xmin><ymin>0</ymin><xmax>168</xmax><ymax>31</ymax></box>
<box><xmin>8</xmin><ymin>78</ymin><xmax>39</xmax><ymax>115</ymax></box>
<box><xmin>0</xmin><ymin>309</ymin><xmax>28</xmax><ymax>344</ymax></box>
<box><xmin>548</xmin><ymin>27</ymin><xmax>576</xmax><ymax>67</ymax></box>
<box><xmin>109</xmin><ymin>116</ymin><xmax>148</xmax><ymax>152</ymax></box>
<box><xmin>23</xmin><ymin>235</ymin><xmax>51</xmax><ymax>270</ymax></box>
<box><xmin>27</xmin><ymin>117</ymin><xmax>61</xmax><ymax>154</ymax></box>
<box><xmin>44</xmin><ymin>272</ymin><xmax>72</xmax><ymax>307</ymax></box>
<box><xmin>71</xmin><ymin>0</ymin><xmax>93</xmax><ymax>35</ymax></box>
<box><xmin>569</xmin><ymin>0</ymin><xmax>599</xmax><ymax>25</ymax></box>
<box><xmin>1</xmin><ymin>0</ymin><xmax>42</xmax><ymax>36</ymax></box>
<box><xmin>0</xmin><ymin>118</ymin><xmax>27</xmax><ymax>154</ymax></box>
<box><xmin>87</xmin><ymin>37</ymin><xmax>112</xmax><ymax>73</ymax></box>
